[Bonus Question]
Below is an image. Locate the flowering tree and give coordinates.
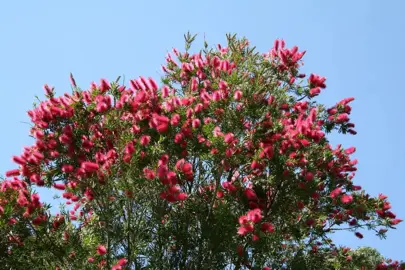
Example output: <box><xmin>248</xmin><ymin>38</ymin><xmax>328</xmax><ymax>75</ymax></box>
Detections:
<box><xmin>0</xmin><ymin>33</ymin><xmax>403</xmax><ymax>269</ymax></box>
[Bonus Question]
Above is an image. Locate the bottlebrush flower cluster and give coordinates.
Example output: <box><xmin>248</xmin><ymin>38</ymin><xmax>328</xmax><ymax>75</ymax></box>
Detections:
<box><xmin>0</xmin><ymin>34</ymin><xmax>402</xmax><ymax>269</ymax></box>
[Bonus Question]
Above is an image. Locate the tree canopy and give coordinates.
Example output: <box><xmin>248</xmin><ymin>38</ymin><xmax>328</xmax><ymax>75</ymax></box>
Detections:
<box><xmin>0</xmin><ymin>33</ymin><xmax>403</xmax><ymax>269</ymax></box>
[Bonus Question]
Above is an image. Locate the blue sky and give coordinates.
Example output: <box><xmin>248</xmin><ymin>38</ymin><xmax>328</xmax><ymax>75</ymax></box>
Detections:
<box><xmin>1</xmin><ymin>0</ymin><xmax>404</xmax><ymax>260</ymax></box>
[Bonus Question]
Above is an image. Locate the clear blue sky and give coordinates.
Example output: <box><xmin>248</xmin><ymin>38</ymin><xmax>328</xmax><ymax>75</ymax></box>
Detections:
<box><xmin>1</xmin><ymin>0</ymin><xmax>404</xmax><ymax>260</ymax></box>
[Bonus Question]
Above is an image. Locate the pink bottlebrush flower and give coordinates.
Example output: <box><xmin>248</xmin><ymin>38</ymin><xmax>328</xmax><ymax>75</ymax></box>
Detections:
<box><xmin>247</xmin><ymin>208</ymin><xmax>263</xmax><ymax>223</ymax></box>
<box><xmin>250</xmin><ymin>160</ymin><xmax>263</xmax><ymax>170</ymax></box>
<box><xmin>261</xmin><ymin>146</ymin><xmax>274</xmax><ymax>159</ymax></box>
<box><xmin>305</xmin><ymin>172</ymin><xmax>314</xmax><ymax>181</ymax></box>
<box><xmin>43</xmin><ymin>84</ymin><xmax>54</xmax><ymax>95</ymax></box>
<box><xmin>336</xmin><ymin>113</ymin><xmax>349</xmax><ymax>123</ymax></box>
<box><xmin>219</xmin><ymin>80</ymin><xmax>228</xmax><ymax>90</ymax></box>
<box><xmin>344</xmin><ymin>147</ymin><xmax>356</xmax><ymax>155</ymax></box>
<box><xmin>339</xmin><ymin>97</ymin><xmax>355</xmax><ymax>105</ymax></box>
<box><xmin>267</xmin><ymin>95</ymin><xmax>275</xmax><ymax>105</ymax></box>
<box><xmin>194</xmin><ymin>103</ymin><xmax>203</xmax><ymax>113</ymax></box>
<box><xmin>390</xmin><ymin>219</ymin><xmax>403</xmax><ymax>225</ymax></box>
<box><xmin>176</xmin><ymin>193</ymin><xmax>188</xmax><ymax>201</ymax></box>
<box><xmin>140</xmin><ymin>135</ymin><xmax>151</xmax><ymax>146</ymax></box>
<box><xmin>244</xmin><ymin>189</ymin><xmax>258</xmax><ymax>201</ymax></box>
<box><xmin>212</xmin><ymin>91</ymin><xmax>221</xmax><ymax>101</ymax></box>
<box><xmin>191</xmin><ymin>77</ymin><xmax>198</xmax><ymax>91</ymax></box>
<box><xmin>216</xmin><ymin>190</ymin><xmax>224</xmax><ymax>198</ymax></box>
<box><xmin>233</xmin><ymin>90</ymin><xmax>243</xmax><ymax>100</ymax></box>
<box><xmin>12</xmin><ymin>156</ymin><xmax>26</xmax><ymax>166</ymax></box>
<box><xmin>330</xmin><ymin>188</ymin><xmax>342</xmax><ymax>198</ymax></box>
<box><xmin>69</xmin><ymin>73</ymin><xmax>77</xmax><ymax>87</ymax></box>
<box><xmin>148</xmin><ymin>77</ymin><xmax>158</xmax><ymax>91</ymax></box>
<box><xmin>161</xmin><ymin>85</ymin><xmax>170</xmax><ymax>98</ymax></box>
<box><xmin>99</xmin><ymin>79</ymin><xmax>110</xmax><ymax>93</ymax></box>
<box><xmin>34</xmin><ymin>130</ymin><xmax>45</xmax><ymax>139</ymax></box>
<box><xmin>81</xmin><ymin>161</ymin><xmax>99</xmax><ymax>172</ymax></box>
<box><xmin>143</xmin><ymin>168</ymin><xmax>155</xmax><ymax>180</ymax></box>
<box><xmin>309</xmin><ymin>87</ymin><xmax>321</xmax><ymax>97</ymax></box>
<box><xmin>54</xmin><ymin>183</ymin><xmax>66</xmax><ymax>190</ymax></box>
<box><xmin>96</xmin><ymin>102</ymin><xmax>108</xmax><ymax>113</ymax></box>
<box><xmin>308</xmin><ymin>73</ymin><xmax>327</xmax><ymax>88</ymax></box>
<box><xmin>167</xmin><ymin>171</ymin><xmax>177</xmax><ymax>185</ymax></box>
<box><xmin>224</xmin><ymin>133</ymin><xmax>235</xmax><ymax>144</ymax></box>
<box><xmin>97</xmin><ymin>245</ymin><xmax>107</xmax><ymax>255</ymax></box>
<box><xmin>170</xmin><ymin>113</ymin><xmax>180</xmax><ymax>126</ymax></box>
<box><xmin>237</xmin><ymin>226</ymin><xmax>249</xmax><ymax>236</ymax></box>
<box><xmin>181</xmin><ymin>162</ymin><xmax>193</xmax><ymax>175</ymax></box>
<box><xmin>117</xmin><ymin>258</ymin><xmax>128</xmax><ymax>266</ymax></box>
<box><xmin>192</xmin><ymin>118</ymin><xmax>201</xmax><ymax>128</ymax></box>
<box><xmin>88</xmin><ymin>257</ymin><xmax>95</xmax><ymax>263</ymax></box>
<box><xmin>238</xmin><ymin>215</ymin><xmax>249</xmax><ymax>225</ymax></box>
<box><xmin>341</xmin><ymin>194</ymin><xmax>353</xmax><ymax>204</ymax></box>
<box><xmin>261</xmin><ymin>222</ymin><xmax>275</xmax><ymax>233</ymax></box>
<box><xmin>157</xmin><ymin>123</ymin><xmax>169</xmax><ymax>133</ymax></box>
<box><xmin>62</xmin><ymin>165</ymin><xmax>74</xmax><ymax>173</ymax></box>
<box><xmin>5</xmin><ymin>169</ymin><xmax>20</xmax><ymax>177</ymax></box>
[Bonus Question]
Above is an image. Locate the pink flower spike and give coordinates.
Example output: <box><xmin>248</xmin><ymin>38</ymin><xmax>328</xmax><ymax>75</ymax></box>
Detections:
<box><xmin>81</xmin><ymin>161</ymin><xmax>99</xmax><ymax>172</ymax></box>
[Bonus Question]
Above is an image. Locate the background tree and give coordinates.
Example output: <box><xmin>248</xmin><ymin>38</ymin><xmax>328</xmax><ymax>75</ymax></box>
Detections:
<box><xmin>0</xmin><ymin>33</ymin><xmax>402</xmax><ymax>269</ymax></box>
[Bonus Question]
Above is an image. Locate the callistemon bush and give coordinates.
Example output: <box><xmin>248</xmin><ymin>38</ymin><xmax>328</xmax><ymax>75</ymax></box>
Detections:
<box><xmin>0</xmin><ymin>33</ymin><xmax>402</xmax><ymax>269</ymax></box>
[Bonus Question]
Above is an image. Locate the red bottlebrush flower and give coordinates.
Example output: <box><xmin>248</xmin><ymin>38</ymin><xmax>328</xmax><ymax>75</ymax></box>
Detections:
<box><xmin>88</xmin><ymin>257</ymin><xmax>95</xmax><ymax>263</ymax></box>
<box><xmin>156</xmin><ymin>123</ymin><xmax>169</xmax><ymax>133</ymax></box>
<box><xmin>99</xmin><ymin>79</ymin><xmax>110</xmax><ymax>92</ymax></box>
<box><xmin>192</xmin><ymin>118</ymin><xmax>201</xmax><ymax>128</ymax></box>
<box><xmin>251</xmin><ymin>160</ymin><xmax>262</xmax><ymax>170</ymax></box>
<box><xmin>390</xmin><ymin>219</ymin><xmax>402</xmax><ymax>225</ymax></box>
<box><xmin>5</xmin><ymin>169</ymin><xmax>20</xmax><ymax>177</ymax></box>
<box><xmin>216</xmin><ymin>190</ymin><xmax>224</xmax><ymax>198</ymax></box>
<box><xmin>143</xmin><ymin>168</ymin><xmax>155</xmax><ymax>180</ymax></box>
<box><xmin>344</xmin><ymin>147</ymin><xmax>356</xmax><ymax>155</ymax></box>
<box><xmin>171</xmin><ymin>114</ymin><xmax>181</xmax><ymax>126</ymax></box>
<box><xmin>12</xmin><ymin>156</ymin><xmax>26</xmax><ymax>165</ymax></box>
<box><xmin>140</xmin><ymin>135</ymin><xmax>151</xmax><ymax>146</ymax></box>
<box><xmin>97</xmin><ymin>245</ymin><xmax>107</xmax><ymax>255</ymax></box>
<box><xmin>62</xmin><ymin>164</ymin><xmax>74</xmax><ymax>173</ymax></box>
<box><xmin>297</xmin><ymin>201</ymin><xmax>305</xmax><ymax>209</ymax></box>
<box><xmin>181</xmin><ymin>162</ymin><xmax>193</xmax><ymax>174</ymax></box>
<box><xmin>263</xmin><ymin>267</ymin><xmax>272</xmax><ymax>270</ymax></box>
<box><xmin>261</xmin><ymin>222</ymin><xmax>275</xmax><ymax>233</ymax></box>
<box><xmin>176</xmin><ymin>193</ymin><xmax>188</xmax><ymax>201</ymax></box>
<box><xmin>252</xmin><ymin>234</ymin><xmax>260</xmax><ymax>241</ymax></box>
<box><xmin>244</xmin><ymin>189</ymin><xmax>258</xmax><ymax>201</ymax></box>
<box><xmin>81</xmin><ymin>161</ymin><xmax>99</xmax><ymax>172</ymax></box>
<box><xmin>336</xmin><ymin>113</ymin><xmax>349</xmax><ymax>123</ymax></box>
<box><xmin>341</xmin><ymin>194</ymin><xmax>353</xmax><ymax>204</ymax></box>
<box><xmin>117</xmin><ymin>258</ymin><xmax>128</xmax><ymax>266</ymax></box>
<box><xmin>239</xmin><ymin>215</ymin><xmax>249</xmax><ymax>225</ymax></box>
<box><xmin>355</xmin><ymin>232</ymin><xmax>363</xmax><ymax>239</ymax></box>
<box><xmin>237</xmin><ymin>226</ymin><xmax>249</xmax><ymax>236</ymax></box>
<box><xmin>260</xmin><ymin>146</ymin><xmax>274</xmax><ymax>159</ymax></box>
<box><xmin>247</xmin><ymin>208</ymin><xmax>263</xmax><ymax>223</ymax></box>
<box><xmin>308</xmin><ymin>73</ymin><xmax>327</xmax><ymax>88</ymax></box>
<box><xmin>234</xmin><ymin>90</ymin><xmax>243</xmax><ymax>100</ymax></box>
<box><xmin>330</xmin><ymin>187</ymin><xmax>342</xmax><ymax>198</ymax></box>
<box><xmin>53</xmin><ymin>183</ymin><xmax>66</xmax><ymax>190</ymax></box>
<box><xmin>309</xmin><ymin>87</ymin><xmax>321</xmax><ymax>97</ymax></box>
<box><xmin>304</xmin><ymin>172</ymin><xmax>314</xmax><ymax>181</ymax></box>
